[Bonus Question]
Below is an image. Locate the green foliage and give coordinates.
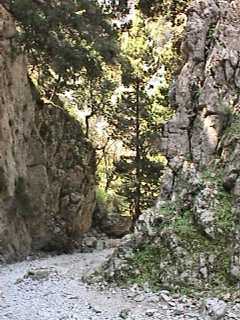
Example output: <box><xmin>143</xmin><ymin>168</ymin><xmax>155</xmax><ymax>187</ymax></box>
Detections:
<box><xmin>157</xmin><ymin>166</ymin><xmax>234</xmax><ymax>238</ymax></box>
<box><xmin>138</xmin><ymin>0</ymin><xmax>190</xmax><ymax>23</ymax></box>
<box><xmin>106</xmin><ymin>9</ymin><xmax>175</xmax><ymax>218</ymax></box>
<box><xmin>123</xmin><ymin>245</ymin><xmax>163</xmax><ymax>290</ymax></box>
<box><xmin>96</xmin><ymin>187</ymin><xmax>129</xmax><ymax>215</ymax></box>
<box><xmin>170</xmin><ymin>210</ymin><xmax>195</xmax><ymax>236</ymax></box>
<box><xmin>74</xmin><ymin>67</ymin><xmax>118</xmax><ymax>135</ymax></box>
<box><xmin>224</xmin><ymin>112</ymin><xmax>240</xmax><ymax>137</ymax></box>
<box><xmin>9</xmin><ymin>0</ymin><xmax>187</xmax><ymax>223</ymax></box>
<box><xmin>10</xmin><ymin>0</ymin><xmax>118</xmax><ymax>94</ymax></box>
<box><xmin>100</xmin><ymin>0</ymin><xmax>130</xmax><ymax>18</ymax></box>
<box><xmin>206</xmin><ymin>22</ymin><xmax>217</xmax><ymax>41</ymax></box>
<box><xmin>116</xmin><ymin>206</ymin><xmax>233</xmax><ymax>293</ymax></box>
<box><xmin>115</xmin><ymin>229</ymin><xmax>233</xmax><ymax>293</ymax></box>
<box><xmin>96</xmin><ymin>187</ymin><xmax>109</xmax><ymax>205</ymax></box>
<box><xmin>114</xmin><ymin>164</ymin><xmax>234</xmax><ymax>292</ymax></box>
<box><xmin>215</xmin><ymin>188</ymin><xmax>233</xmax><ymax>234</ymax></box>
<box><xmin>200</xmin><ymin>167</ymin><xmax>234</xmax><ymax>235</ymax></box>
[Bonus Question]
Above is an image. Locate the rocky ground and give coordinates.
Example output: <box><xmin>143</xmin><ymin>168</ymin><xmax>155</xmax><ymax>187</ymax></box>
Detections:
<box><xmin>0</xmin><ymin>238</ymin><xmax>240</xmax><ymax>320</ymax></box>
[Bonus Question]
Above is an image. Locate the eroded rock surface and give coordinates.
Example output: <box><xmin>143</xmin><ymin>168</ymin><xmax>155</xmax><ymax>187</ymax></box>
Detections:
<box><xmin>93</xmin><ymin>203</ymin><xmax>132</xmax><ymax>238</ymax></box>
<box><xmin>99</xmin><ymin>0</ymin><xmax>240</xmax><ymax>292</ymax></box>
<box><xmin>0</xmin><ymin>5</ymin><xmax>95</xmax><ymax>262</ymax></box>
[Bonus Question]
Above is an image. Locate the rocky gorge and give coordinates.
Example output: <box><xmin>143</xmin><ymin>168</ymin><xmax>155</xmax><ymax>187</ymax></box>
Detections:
<box><xmin>0</xmin><ymin>0</ymin><xmax>240</xmax><ymax>319</ymax></box>
<box><xmin>97</xmin><ymin>0</ymin><xmax>240</xmax><ymax>294</ymax></box>
<box><xmin>0</xmin><ymin>4</ymin><xmax>96</xmax><ymax>263</ymax></box>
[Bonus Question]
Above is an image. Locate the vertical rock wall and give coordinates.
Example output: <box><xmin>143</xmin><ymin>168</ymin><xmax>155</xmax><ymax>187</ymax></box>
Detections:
<box><xmin>0</xmin><ymin>5</ymin><xmax>96</xmax><ymax>262</ymax></box>
<box><xmin>155</xmin><ymin>0</ymin><xmax>240</xmax><ymax>286</ymax></box>
<box><xmin>140</xmin><ymin>0</ymin><xmax>240</xmax><ymax>289</ymax></box>
<box><xmin>101</xmin><ymin>0</ymin><xmax>240</xmax><ymax>291</ymax></box>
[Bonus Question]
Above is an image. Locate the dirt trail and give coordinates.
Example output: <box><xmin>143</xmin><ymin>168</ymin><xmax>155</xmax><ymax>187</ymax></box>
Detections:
<box><xmin>0</xmin><ymin>248</ymin><xmax>238</xmax><ymax>320</ymax></box>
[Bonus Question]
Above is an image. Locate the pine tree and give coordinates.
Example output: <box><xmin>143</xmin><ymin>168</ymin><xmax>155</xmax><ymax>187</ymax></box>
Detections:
<box><xmin>110</xmin><ymin>10</ymin><xmax>171</xmax><ymax>222</ymax></box>
<box><xmin>138</xmin><ymin>0</ymin><xmax>190</xmax><ymax>22</ymax></box>
<box><xmin>9</xmin><ymin>0</ymin><xmax>118</xmax><ymax>95</ymax></box>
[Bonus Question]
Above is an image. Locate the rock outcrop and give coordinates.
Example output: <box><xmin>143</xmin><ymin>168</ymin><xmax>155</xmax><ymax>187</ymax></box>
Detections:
<box><xmin>99</xmin><ymin>0</ymin><xmax>240</xmax><ymax>292</ymax></box>
<box><xmin>0</xmin><ymin>5</ymin><xmax>96</xmax><ymax>262</ymax></box>
<box><xmin>93</xmin><ymin>202</ymin><xmax>132</xmax><ymax>238</ymax></box>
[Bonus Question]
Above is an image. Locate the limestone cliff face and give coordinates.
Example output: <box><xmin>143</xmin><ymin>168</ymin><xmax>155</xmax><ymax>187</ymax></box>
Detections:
<box><xmin>102</xmin><ymin>0</ymin><xmax>240</xmax><ymax>291</ymax></box>
<box><xmin>154</xmin><ymin>0</ymin><xmax>240</xmax><ymax>286</ymax></box>
<box><xmin>0</xmin><ymin>5</ymin><xmax>95</xmax><ymax>262</ymax></box>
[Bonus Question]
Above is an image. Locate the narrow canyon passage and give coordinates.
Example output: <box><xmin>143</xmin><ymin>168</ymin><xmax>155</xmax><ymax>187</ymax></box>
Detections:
<box><xmin>1</xmin><ymin>1</ymin><xmax>240</xmax><ymax>319</ymax></box>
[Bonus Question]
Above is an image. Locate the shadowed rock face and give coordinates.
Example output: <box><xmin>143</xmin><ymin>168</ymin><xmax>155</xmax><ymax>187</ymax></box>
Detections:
<box><xmin>155</xmin><ymin>0</ymin><xmax>240</xmax><ymax>231</ymax></box>
<box><xmin>99</xmin><ymin>0</ymin><xmax>240</xmax><ymax>291</ymax></box>
<box><xmin>155</xmin><ymin>0</ymin><xmax>240</xmax><ymax>285</ymax></box>
<box><xmin>159</xmin><ymin>0</ymin><xmax>240</xmax><ymax>167</ymax></box>
<box><xmin>0</xmin><ymin>5</ymin><xmax>96</xmax><ymax>262</ymax></box>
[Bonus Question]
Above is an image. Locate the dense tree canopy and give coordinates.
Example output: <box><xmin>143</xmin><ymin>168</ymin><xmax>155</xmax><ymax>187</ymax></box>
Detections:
<box><xmin>10</xmin><ymin>0</ymin><xmax>118</xmax><ymax>95</ymax></box>
<box><xmin>7</xmin><ymin>0</ymin><xmax>189</xmax><ymax>221</ymax></box>
<box><xmin>108</xmin><ymin>10</ymin><xmax>172</xmax><ymax>220</ymax></box>
<box><xmin>138</xmin><ymin>0</ymin><xmax>189</xmax><ymax>22</ymax></box>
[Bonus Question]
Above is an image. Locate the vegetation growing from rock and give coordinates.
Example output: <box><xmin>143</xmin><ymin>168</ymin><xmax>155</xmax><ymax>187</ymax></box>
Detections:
<box><xmin>1</xmin><ymin>0</ymin><xmax>240</xmax><ymax>300</ymax></box>
<box><xmin>7</xmin><ymin>0</ymin><xmax>188</xmax><ymax>222</ymax></box>
<box><xmin>105</xmin><ymin>153</ymin><xmax>236</xmax><ymax>292</ymax></box>
<box><xmin>117</xmin><ymin>236</ymin><xmax>233</xmax><ymax>295</ymax></box>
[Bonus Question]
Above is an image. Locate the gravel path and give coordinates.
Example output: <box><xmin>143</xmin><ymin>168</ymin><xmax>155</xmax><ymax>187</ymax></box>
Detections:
<box><xmin>0</xmin><ymin>248</ymin><xmax>239</xmax><ymax>320</ymax></box>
